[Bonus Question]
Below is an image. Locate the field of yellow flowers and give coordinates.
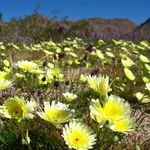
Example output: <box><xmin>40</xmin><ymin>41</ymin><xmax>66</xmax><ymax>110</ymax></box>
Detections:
<box><xmin>0</xmin><ymin>38</ymin><xmax>150</xmax><ymax>150</ymax></box>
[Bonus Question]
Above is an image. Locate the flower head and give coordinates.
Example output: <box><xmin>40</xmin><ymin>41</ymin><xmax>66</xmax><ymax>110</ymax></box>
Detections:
<box><xmin>110</xmin><ymin>117</ymin><xmax>134</xmax><ymax>133</ymax></box>
<box><xmin>0</xmin><ymin>97</ymin><xmax>36</xmax><ymax>121</ymax></box>
<box><xmin>90</xmin><ymin>95</ymin><xmax>131</xmax><ymax>123</ymax></box>
<box><xmin>96</xmin><ymin>50</ymin><xmax>104</xmax><ymax>59</ymax></box>
<box><xmin>121</xmin><ymin>58</ymin><xmax>134</xmax><ymax>68</ymax></box>
<box><xmin>0</xmin><ymin>78</ymin><xmax>12</xmax><ymax>90</ymax></box>
<box><xmin>139</xmin><ymin>54</ymin><xmax>149</xmax><ymax>63</ymax></box>
<box><xmin>90</xmin><ymin>99</ymin><xmax>105</xmax><ymax>124</ymax></box>
<box><xmin>106</xmin><ymin>52</ymin><xmax>115</xmax><ymax>58</ymax></box>
<box><xmin>90</xmin><ymin>95</ymin><xmax>133</xmax><ymax>133</ymax></box>
<box><xmin>3</xmin><ymin>60</ymin><xmax>10</xmax><ymax>67</ymax></box>
<box><xmin>80</xmin><ymin>74</ymin><xmax>88</xmax><ymax>83</ymax></box>
<box><xmin>124</xmin><ymin>68</ymin><xmax>135</xmax><ymax>81</ymax></box>
<box><xmin>102</xmin><ymin>95</ymin><xmax>131</xmax><ymax>121</ymax></box>
<box><xmin>62</xmin><ymin>121</ymin><xmax>96</xmax><ymax>150</ymax></box>
<box><xmin>63</xmin><ymin>92</ymin><xmax>77</xmax><ymax>102</ymax></box>
<box><xmin>37</xmin><ymin>101</ymin><xmax>74</xmax><ymax>128</ymax></box>
<box><xmin>135</xmin><ymin>92</ymin><xmax>150</xmax><ymax>103</ymax></box>
<box><xmin>146</xmin><ymin>83</ymin><xmax>150</xmax><ymax>92</ymax></box>
<box><xmin>0</xmin><ymin>71</ymin><xmax>9</xmax><ymax>79</ymax></box>
<box><xmin>16</xmin><ymin>60</ymin><xmax>37</xmax><ymax>72</ymax></box>
<box><xmin>87</xmin><ymin>75</ymin><xmax>109</xmax><ymax>96</ymax></box>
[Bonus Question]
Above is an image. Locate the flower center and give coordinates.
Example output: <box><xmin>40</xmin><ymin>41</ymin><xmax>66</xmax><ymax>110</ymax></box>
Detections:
<box><xmin>75</xmin><ymin>138</ymin><xmax>79</xmax><ymax>142</ymax></box>
<box><xmin>15</xmin><ymin>110</ymin><xmax>19</xmax><ymax>114</ymax></box>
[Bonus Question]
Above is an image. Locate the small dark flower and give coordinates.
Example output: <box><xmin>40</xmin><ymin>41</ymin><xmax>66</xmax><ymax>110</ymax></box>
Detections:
<box><xmin>37</xmin><ymin>91</ymin><xmax>41</xmax><ymax>96</ymax></box>
<box><xmin>58</xmin><ymin>52</ymin><xmax>66</xmax><ymax>59</ymax></box>
<box><xmin>82</xmin><ymin>52</ymin><xmax>88</xmax><ymax>61</ymax></box>
<box><xmin>53</xmin><ymin>54</ymin><xmax>57</xmax><ymax>60</ymax></box>
<box><xmin>86</xmin><ymin>44</ymin><xmax>93</xmax><ymax>52</ymax></box>
<box><xmin>93</xmin><ymin>68</ymin><xmax>100</xmax><ymax>75</ymax></box>
<box><xmin>91</xmin><ymin>68</ymin><xmax>100</xmax><ymax>76</ymax></box>
<box><xmin>42</xmin><ymin>61</ymin><xmax>47</xmax><ymax>67</ymax></box>
<box><xmin>54</xmin><ymin>81</ymin><xmax>60</xmax><ymax>87</ymax></box>
<box><xmin>57</xmin><ymin>26</ymin><xmax>65</xmax><ymax>33</ymax></box>
<box><xmin>65</xmin><ymin>81</ymin><xmax>69</xmax><ymax>86</ymax></box>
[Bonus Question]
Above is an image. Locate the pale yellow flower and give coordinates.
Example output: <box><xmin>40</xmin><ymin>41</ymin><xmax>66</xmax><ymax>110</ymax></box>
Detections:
<box><xmin>63</xmin><ymin>92</ymin><xmax>77</xmax><ymax>102</ymax></box>
<box><xmin>139</xmin><ymin>54</ymin><xmax>149</xmax><ymax>63</ymax></box>
<box><xmin>0</xmin><ymin>78</ymin><xmax>12</xmax><ymax>90</ymax></box>
<box><xmin>135</xmin><ymin>92</ymin><xmax>150</xmax><ymax>103</ymax></box>
<box><xmin>124</xmin><ymin>68</ymin><xmax>135</xmax><ymax>80</ymax></box>
<box><xmin>110</xmin><ymin>117</ymin><xmax>134</xmax><ymax>133</ymax></box>
<box><xmin>96</xmin><ymin>50</ymin><xmax>104</xmax><ymax>59</ymax></box>
<box><xmin>87</xmin><ymin>75</ymin><xmax>110</xmax><ymax>96</ymax></box>
<box><xmin>62</xmin><ymin>121</ymin><xmax>96</xmax><ymax>150</ymax></box>
<box><xmin>0</xmin><ymin>97</ymin><xmax>36</xmax><ymax>121</ymax></box>
<box><xmin>16</xmin><ymin>60</ymin><xmax>37</xmax><ymax>72</ymax></box>
<box><xmin>37</xmin><ymin>101</ymin><xmax>74</xmax><ymax>128</ymax></box>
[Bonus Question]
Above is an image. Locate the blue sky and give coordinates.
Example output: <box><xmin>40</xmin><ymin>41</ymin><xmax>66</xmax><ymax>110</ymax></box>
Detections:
<box><xmin>0</xmin><ymin>0</ymin><xmax>149</xmax><ymax>24</ymax></box>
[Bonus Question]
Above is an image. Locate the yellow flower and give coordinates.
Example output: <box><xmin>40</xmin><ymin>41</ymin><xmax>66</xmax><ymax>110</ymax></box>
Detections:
<box><xmin>80</xmin><ymin>74</ymin><xmax>88</xmax><ymax>83</ymax></box>
<box><xmin>146</xmin><ymin>83</ymin><xmax>150</xmax><ymax>92</ymax></box>
<box><xmin>87</xmin><ymin>75</ymin><xmax>110</xmax><ymax>96</ymax></box>
<box><xmin>140</xmin><ymin>41</ymin><xmax>149</xmax><ymax>48</ymax></box>
<box><xmin>0</xmin><ymin>78</ymin><xmax>12</xmax><ymax>90</ymax></box>
<box><xmin>0</xmin><ymin>71</ymin><xmax>9</xmax><ymax>79</ymax></box>
<box><xmin>144</xmin><ymin>64</ymin><xmax>150</xmax><ymax>71</ymax></box>
<box><xmin>96</xmin><ymin>50</ymin><xmax>104</xmax><ymax>59</ymax></box>
<box><xmin>90</xmin><ymin>95</ymin><xmax>131</xmax><ymax>123</ymax></box>
<box><xmin>16</xmin><ymin>60</ymin><xmax>37</xmax><ymax>72</ymax></box>
<box><xmin>143</xmin><ymin>77</ymin><xmax>150</xmax><ymax>83</ymax></box>
<box><xmin>3</xmin><ymin>67</ymin><xmax>11</xmax><ymax>73</ymax></box>
<box><xmin>74</xmin><ymin>59</ymin><xmax>80</xmax><ymax>65</ymax></box>
<box><xmin>62</xmin><ymin>121</ymin><xmax>96</xmax><ymax>150</ymax></box>
<box><xmin>139</xmin><ymin>54</ymin><xmax>149</xmax><ymax>63</ymax></box>
<box><xmin>68</xmin><ymin>60</ymin><xmax>73</xmax><ymax>65</ymax></box>
<box><xmin>106</xmin><ymin>52</ymin><xmax>115</xmax><ymax>58</ymax></box>
<box><xmin>64</xmin><ymin>47</ymin><xmax>72</xmax><ymax>52</ymax></box>
<box><xmin>63</xmin><ymin>92</ymin><xmax>77</xmax><ymax>102</ymax></box>
<box><xmin>124</xmin><ymin>68</ymin><xmax>135</xmax><ymax>80</ymax></box>
<box><xmin>102</xmin><ymin>95</ymin><xmax>131</xmax><ymax>121</ymax></box>
<box><xmin>90</xmin><ymin>99</ymin><xmax>105</xmax><ymax>124</ymax></box>
<box><xmin>97</xmin><ymin>39</ymin><xmax>105</xmax><ymax>46</ymax></box>
<box><xmin>3</xmin><ymin>60</ymin><xmax>10</xmax><ymax>67</ymax></box>
<box><xmin>69</xmin><ymin>52</ymin><xmax>78</xmax><ymax>57</ymax></box>
<box><xmin>110</xmin><ymin>118</ymin><xmax>134</xmax><ymax>133</ymax></box>
<box><xmin>15</xmin><ymin>73</ymin><xmax>25</xmax><ymax>79</ymax></box>
<box><xmin>56</xmin><ymin>48</ymin><xmax>62</xmax><ymax>53</ymax></box>
<box><xmin>30</xmin><ymin>69</ymin><xmax>44</xmax><ymax>75</ymax></box>
<box><xmin>135</xmin><ymin>92</ymin><xmax>150</xmax><ymax>103</ymax></box>
<box><xmin>120</xmin><ymin>53</ymin><xmax>127</xmax><ymax>59</ymax></box>
<box><xmin>37</xmin><ymin>101</ymin><xmax>74</xmax><ymax>128</ymax></box>
<box><xmin>121</xmin><ymin>58</ymin><xmax>134</xmax><ymax>68</ymax></box>
<box><xmin>0</xmin><ymin>97</ymin><xmax>36</xmax><ymax>121</ymax></box>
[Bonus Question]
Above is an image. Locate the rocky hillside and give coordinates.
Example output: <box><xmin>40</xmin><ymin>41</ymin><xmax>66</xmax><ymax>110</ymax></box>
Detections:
<box><xmin>0</xmin><ymin>14</ymin><xmax>149</xmax><ymax>43</ymax></box>
<box><xmin>133</xmin><ymin>18</ymin><xmax>150</xmax><ymax>40</ymax></box>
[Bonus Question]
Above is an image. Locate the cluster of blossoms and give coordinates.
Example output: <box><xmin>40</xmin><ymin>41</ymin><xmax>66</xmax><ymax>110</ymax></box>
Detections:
<box><xmin>87</xmin><ymin>75</ymin><xmax>134</xmax><ymax>133</ymax></box>
<box><xmin>0</xmin><ymin>60</ymin><xmax>12</xmax><ymax>90</ymax></box>
<box><xmin>0</xmin><ymin>96</ymin><xmax>37</xmax><ymax>122</ymax></box>
<box><xmin>0</xmin><ymin>39</ymin><xmax>150</xmax><ymax>149</ymax></box>
<box><xmin>0</xmin><ymin>74</ymin><xmax>135</xmax><ymax>150</ymax></box>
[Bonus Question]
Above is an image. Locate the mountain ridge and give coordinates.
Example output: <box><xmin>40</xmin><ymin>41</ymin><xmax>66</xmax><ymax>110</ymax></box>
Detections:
<box><xmin>0</xmin><ymin>15</ymin><xmax>149</xmax><ymax>43</ymax></box>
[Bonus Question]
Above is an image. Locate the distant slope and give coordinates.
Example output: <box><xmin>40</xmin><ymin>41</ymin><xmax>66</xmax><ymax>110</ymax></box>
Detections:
<box><xmin>87</xmin><ymin>17</ymin><xmax>137</xmax><ymax>39</ymax></box>
<box><xmin>133</xmin><ymin>18</ymin><xmax>150</xmax><ymax>40</ymax></box>
<box><xmin>0</xmin><ymin>14</ymin><xmax>149</xmax><ymax>43</ymax></box>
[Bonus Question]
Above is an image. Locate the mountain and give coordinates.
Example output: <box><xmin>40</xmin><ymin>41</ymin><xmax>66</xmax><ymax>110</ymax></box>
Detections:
<box><xmin>0</xmin><ymin>14</ymin><xmax>149</xmax><ymax>43</ymax></box>
<box><xmin>133</xmin><ymin>18</ymin><xmax>150</xmax><ymax>40</ymax></box>
<box><xmin>87</xmin><ymin>17</ymin><xmax>137</xmax><ymax>39</ymax></box>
